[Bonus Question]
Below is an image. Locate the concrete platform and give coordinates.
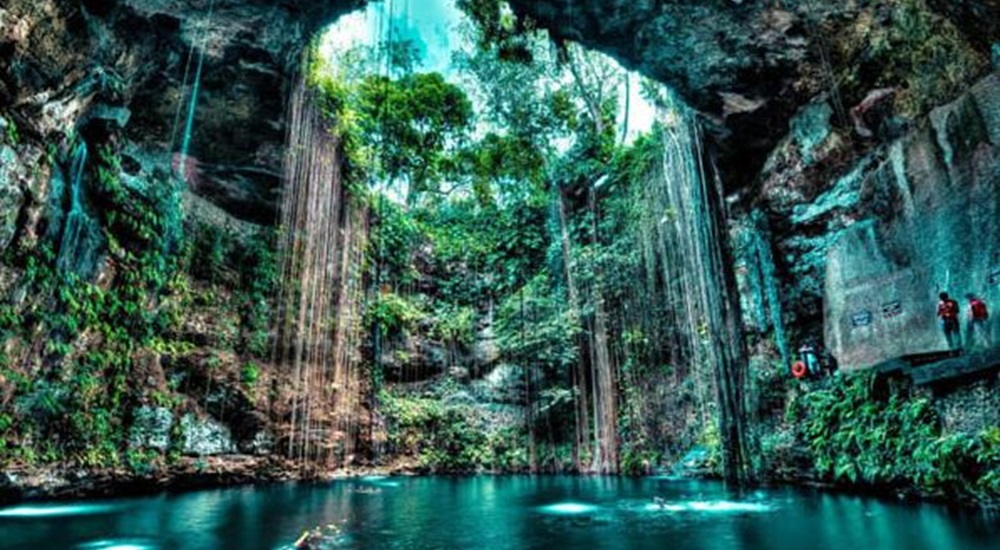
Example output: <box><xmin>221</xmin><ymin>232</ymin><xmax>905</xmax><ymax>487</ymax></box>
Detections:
<box><xmin>873</xmin><ymin>347</ymin><xmax>1000</xmax><ymax>386</ymax></box>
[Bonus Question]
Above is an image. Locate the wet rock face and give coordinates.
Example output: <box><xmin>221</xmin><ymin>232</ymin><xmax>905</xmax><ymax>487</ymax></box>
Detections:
<box><xmin>823</xmin><ymin>75</ymin><xmax>999</xmax><ymax>369</ymax></box>
<box><xmin>130</xmin><ymin>406</ymin><xmax>174</xmax><ymax>452</ymax></box>
<box><xmin>748</xmin><ymin>73</ymin><xmax>999</xmax><ymax>369</ymax></box>
<box><xmin>0</xmin><ymin>145</ymin><xmax>27</xmax><ymax>252</ymax></box>
<box><xmin>0</xmin><ymin>122</ymin><xmax>50</xmax><ymax>256</ymax></box>
<box><xmin>0</xmin><ymin>0</ymin><xmax>366</xmax><ymax>223</ymax></box>
<box><xmin>180</xmin><ymin>413</ymin><xmax>237</xmax><ymax>456</ymax></box>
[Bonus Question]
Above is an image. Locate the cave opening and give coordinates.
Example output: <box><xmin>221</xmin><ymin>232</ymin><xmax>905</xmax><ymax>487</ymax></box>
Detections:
<box><xmin>271</xmin><ymin>0</ymin><xmax>755</xmax><ymax>480</ymax></box>
<box><xmin>0</xmin><ymin>1</ymin><xmax>997</xmax><ymax>543</ymax></box>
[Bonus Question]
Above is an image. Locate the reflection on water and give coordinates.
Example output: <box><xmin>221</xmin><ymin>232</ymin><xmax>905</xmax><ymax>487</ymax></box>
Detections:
<box><xmin>621</xmin><ymin>499</ymin><xmax>774</xmax><ymax>514</ymax></box>
<box><xmin>76</xmin><ymin>538</ymin><xmax>159</xmax><ymax>550</ymax></box>
<box><xmin>0</xmin><ymin>504</ymin><xmax>121</xmax><ymax>518</ymax></box>
<box><xmin>0</xmin><ymin>477</ymin><xmax>996</xmax><ymax>550</ymax></box>
<box><xmin>538</xmin><ymin>502</ymin><xmax>601</xmax><ymax>515</ymax></box>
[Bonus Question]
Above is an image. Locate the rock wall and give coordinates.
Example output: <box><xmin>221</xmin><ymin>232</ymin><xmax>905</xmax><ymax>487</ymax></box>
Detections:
<box><xmin>3</xmin><ymin>0</ymin><xmax>989</xmax><ymax>212</ymax></box>
<box><xmin>1</xmin><ymin>0</ymin><xmax>365</xmax><ymax>222</ymax></box>
<box><xmin>0</xmin><ymin>0</ymin><xmax>369</xmax><ymax>483</ymax></box>
<box><xmin>747</xmin><ymin>69</ymin><xmax>999</xmax><ymax>366</ymax></box>
<box><xmin>820</xmin><ymin>74</ymin><xmax>998</xmax><ymax>369</ymax></box>
<box><xmin>931</xmin><ymin>376</ymin><xmax>1000</xmax><ymax>434</ymax></box>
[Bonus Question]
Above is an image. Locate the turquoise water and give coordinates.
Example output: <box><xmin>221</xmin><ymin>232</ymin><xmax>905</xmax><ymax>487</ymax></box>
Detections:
<box><xmin>0</xmin><ymin>476</ymin><xmax>996</xmax><ymax>549</ymax></box>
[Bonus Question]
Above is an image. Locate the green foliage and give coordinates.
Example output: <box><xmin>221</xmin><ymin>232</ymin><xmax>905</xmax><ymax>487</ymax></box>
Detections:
<box><xmin>795</xmin><ymin>373</ymin><xmax>998</xmax><ymax>502</ymax></box>
<box><xmin>313</xmin><ymin>36</ymin><xmax>477</xmax><ymax>204</ymax></box>
<box><xmin>496</xmin><ymin>272</ymin><xmax>579</xmax><ymax>373</ymax></box>
<box><xmin>451</xmin><ymin>132</ymin><xmax>547</xmax><ymax>206</ymax></box>
<box><xmin>66</xmin><ymin>349</ymin><xmax>132</xmax><ymax>467</ymax></box>
<box><xmin>429</xmin><ymin>304</ymin><xmax>476</xmax><ymax>347</ymax></box>
<box><xmin>234</xmin><ymin>228</ymin><xmax>279</xmax><ymax>357</ymax></box>
<box><xmin>452</xmin><ymin>31</ymin><xmax>575</xmax><ymax>173</ymax></box>
<box><xmin>96</xmin><ymin>148</ymin><xmax>181</xmax><ymax>258</ymax></box>
<box><xmin>356</xmin><ymin>72</ymin><xmax>473</xmax><ymax>202</ymax></box>
<box><xmin>414</xmin><ymin>195</ymin><xmax>549</xmax><ymax>304</ymax></box>
<box><xmin>126</xmin><ymin>448</ymin><xmax>160</xmax><ymax>476</ymax></box>
<box><xmin>241</xmin><ymin>362</ymin><xmax>261</xmax><ymax>387</ymax></box>
<box><xmin>369</xmin><ymin>292</ymin><xmax>426</xmax><ymax>337</ymax></box>
<box><xmin>379</xmin><ymin>389</ymin><xmax>528</xmax><ymax>472</ymax></box>
<box><xmin>618</xmin><ymin>355</ymin><xmax>663</xmax><ymax>476</ymax></box>
<box><xmin>305</xmin><ymin>46</ymin><xmax>372</xmax><ymax>198</ymax></box>
<box><xmin>0</xmin><ymin>145</ymin><xmax>190</xmax><ymax>467</ymax></box>
<box><xmin>0</xmin><ymin>304</ymin><xmax>21</xmax><ymax>335</ymax></box>
<box><xmin>2</xmin><ymin>117</ymin><xmax>19</xmax><ymax>146</ymax></box>
<box><xmin>188</xmin><ymin>222</ymin><xmax>235</xmax><ymax>284</ymax></box>
<box><xmin>7</xmin><ymin>346</ymin><xmax>134</xmax><ymax>468</ymax></box>
<box><xmin>695</xmin><ymin>422</ymin><xmax>723</xmax><ymax>475</ymax></box>
<box><xmin>607</xmin><ymin>132</ymin><xmax>660</xmax><ymax>192</ymax></box>
<box><xmin>369</xmin><ymin>198</ymin><xmax>421</xmax><ymax>285</ymax></box>
<box><xmin>179</xmin><ymin>221</ymin><xmax>277</xmax><ymax>356</ymax></box>
<box><xmin>415</xmin><ymin>406</ymin><xmax>491</xmax><ymax>471</ymax></box>
<box><xmin>456</xmin><ymin>0</ymin><xmax>535</xmax><ymax>63</ymax></box>
<box><xmin>620</xmin><ymin>448</ymin><xmax>660</xmax><ymax>477</ymax></box>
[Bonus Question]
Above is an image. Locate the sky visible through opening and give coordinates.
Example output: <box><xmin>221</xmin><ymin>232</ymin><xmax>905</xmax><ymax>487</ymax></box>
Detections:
<box><xmin>320</xmin><ymin>0</ymin><xmax>656</xmax><ymax>143</ymax></box>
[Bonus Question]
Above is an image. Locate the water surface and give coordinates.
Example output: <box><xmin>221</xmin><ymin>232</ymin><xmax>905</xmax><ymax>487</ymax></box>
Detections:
<box><xmin>0</xmin><ymin>476</ymin><xmax>995</xmax><ymax>549</ymax></box>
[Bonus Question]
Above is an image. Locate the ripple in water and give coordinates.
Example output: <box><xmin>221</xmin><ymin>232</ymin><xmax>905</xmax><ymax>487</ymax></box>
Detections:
<box><xmin>75</xmin><ymin>538</ymin><xmax>159</xmax><ymax>550</ymax></box>
<box><xmin>538</xmin><ymin>502</ymin><xmax>601</xmax><ymax>515</ymax></box>
<box><xmin>630</xmin><ymin>500</ymin><xmax>774</xmax><ymax>514</ymax></box>
<box><xmin>0</xmin><ymin>503</ymin><xmax>120</xmax><ymax>518</ymax></box>
<box><xmin>687</xmin><ymin>501</ymin><xmax>773</xmax><ymax>513</ymax></box>
<box><xmin>359</xmin><ymin>475</ymin><xmax>401</xmax><ymax>488</ymax></box>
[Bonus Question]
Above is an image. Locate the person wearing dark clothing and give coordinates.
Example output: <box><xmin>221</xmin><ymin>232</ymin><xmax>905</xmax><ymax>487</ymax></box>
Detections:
<box><xmin>966</xmin><ymin>294</ymin><xmax>991</xmax><ymax>348</ymax></box>
<box><xmin>798</xmin><ymin>343</ymin><xmax>822</xmax><ymax>377</ymax></box>
<box><xmin>937</xmin><ymin>292</ymin><xmax>962</xmax><ymax>350</ymax></box>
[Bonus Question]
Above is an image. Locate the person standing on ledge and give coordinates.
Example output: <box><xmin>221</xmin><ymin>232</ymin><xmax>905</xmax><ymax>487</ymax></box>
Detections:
<box><xmin>966</xmin><ymin>294</ymin><xmax>991</xmax><ymax>349</ymax></box>
<box><xmin>937</xmin><ymin>292</ymin><xmax>962</xmax><ymax>351</ymax></box>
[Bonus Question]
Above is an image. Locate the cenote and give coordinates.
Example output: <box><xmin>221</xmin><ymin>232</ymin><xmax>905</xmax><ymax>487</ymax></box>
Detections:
<box><xmin>2</xmin><ymin>477</ymin><xmax>998</xmax><ymax>550</ymax></box>
<box><xmin>0</xmin><ymin>0</ymin><xmax>997</xmax><ymax>547</ymax></box>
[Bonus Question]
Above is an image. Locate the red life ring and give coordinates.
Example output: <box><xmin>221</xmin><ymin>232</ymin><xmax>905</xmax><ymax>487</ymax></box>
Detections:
<box><xmin>791</xmin><ymin>361</ymin><xmax>808</xmax><ymax>379</ymax></box>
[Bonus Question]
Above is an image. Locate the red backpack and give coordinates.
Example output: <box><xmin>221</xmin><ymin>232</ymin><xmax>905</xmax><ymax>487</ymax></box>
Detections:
<box><xmin>939</xmin><ymin>299</ymin><xmax>959</xmax><ymax>320</ymax></box>
<box><xmin>971</xmin><ymin>299</ymin><xmax>988</xmax><ymax>320</ymax></box>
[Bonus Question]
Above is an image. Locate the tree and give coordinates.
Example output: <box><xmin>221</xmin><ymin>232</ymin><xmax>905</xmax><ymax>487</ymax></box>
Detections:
<box><xmin>357</xmin><ymin>72</ymin><xmax>474</xmax><ymax>204</ymax></box>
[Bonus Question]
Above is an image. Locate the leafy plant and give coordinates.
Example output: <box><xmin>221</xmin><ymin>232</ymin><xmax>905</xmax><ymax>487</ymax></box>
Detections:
<box><xmin>838</xmin><ymin>0</ymin><xmax>986</xmax><ymax>117</ymax></box>
<box><xmin>369</xmin><ymin>292</ymin><xmax>426</xmax><ymax>337</ymax></box>
<box><xmin>2</xmin><ymin>117</ymin><xmax>19</xmax><ymax>146</ymax></box>
<box><xmin>235</xmin><ymin>228</ymin><xmax>279</xmax><ymax>357</ymax></box>
<box><xmin>189</xmin><ymin>222</ymin><xmax>235</xmax><ymax>284</ymax></box>
<box><xmin>241</xmin><ymin>362</ymin><xmax>261</xmax><ymax>387</ymax></box>
<box><xmin>796</xmin><ymin>373</ymin><xmax>998</xmax><ymax>502</ymax></box>
<box><xmin>430</xmin><ymin>304</ymin><xmax>476</xmax><ymax>347</ymax></box>
<box><xmin>378</xmin><ymin>389</ymin><xmax>526</xmax><ymax>472</ymax></box>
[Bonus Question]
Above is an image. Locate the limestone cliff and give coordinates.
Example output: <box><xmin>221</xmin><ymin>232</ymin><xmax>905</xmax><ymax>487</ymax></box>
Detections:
<box><xmin>1</xmin><ymin>0</ymin><xmax>364</xmax><ymax>222</ymax></box>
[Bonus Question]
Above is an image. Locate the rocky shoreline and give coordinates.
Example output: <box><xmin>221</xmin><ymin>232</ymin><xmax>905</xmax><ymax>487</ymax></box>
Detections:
<box><xmin>0</xmin><ymin>456</ymin><xmax>328</xmax><ymax>506</ymax></box>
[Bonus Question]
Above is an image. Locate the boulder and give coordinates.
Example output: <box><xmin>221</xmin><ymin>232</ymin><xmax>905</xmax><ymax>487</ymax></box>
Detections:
<box><xmin>0</xmin><ymin>145</ymin><xmax>25</xmax><ymax>252</ymax></box>
<box><xmin>180</xmin><ymin>413</ymin><xmax>236</xmax><ymax>456</ymax></box>
<box><xmin>129</xmin><ymin>405</ymin><xmax>174</xmax><ymax>452</ymax></box>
